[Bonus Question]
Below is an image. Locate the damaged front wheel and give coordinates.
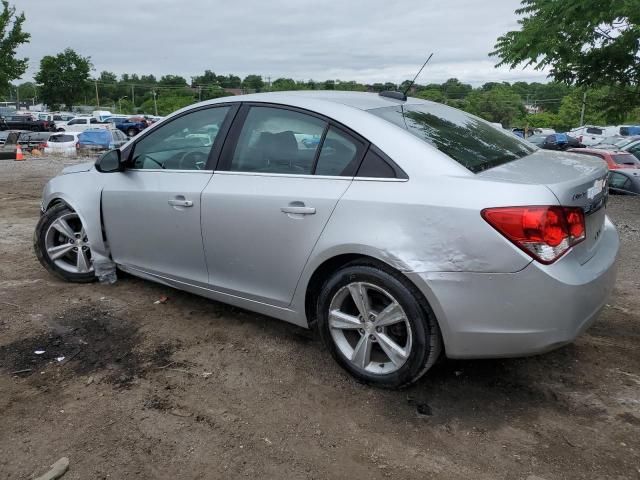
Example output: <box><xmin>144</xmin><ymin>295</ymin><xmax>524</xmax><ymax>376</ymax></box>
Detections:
<box><xmin>34</xmin><ymin>204</ymin><xmax>96</xmax><ymax>283</ymax></box>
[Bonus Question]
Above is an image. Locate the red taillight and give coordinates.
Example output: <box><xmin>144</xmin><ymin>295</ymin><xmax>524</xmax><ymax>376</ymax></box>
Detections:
<box><xmin>578</xmin><ymin>135</ymin><xmax>583</xmax><ymax>143</ymax></box>
<box><xmin>482</xmin><ymin>206</ymin><xmax>586</xmax><ymax>264</ymax></box>
<box><xmin>75</xmin><ymin>142</ymin><xmax>79</xmax><ymax>149</ymax></box>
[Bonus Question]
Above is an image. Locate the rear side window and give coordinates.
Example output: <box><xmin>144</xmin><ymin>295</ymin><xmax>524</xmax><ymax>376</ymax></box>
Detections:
<box><xmin>586</xmin><ymin>127</ymin><xmax>603</xmax><ymax>135</ymax></box>
<box><xmin>50</xmin><ymin>135</ymin><xmax>74</xmax><ymax>143</ymax></box>
<box><xmin>613</xmin><ymin>154</ymin><xmax>640</xmax><ymax>166</ymax></box>
<box><xmin>368</xmin><ymin>104</ymin><xmax>535</xmax><ymax>173</ymax></box>
<box><xmin>230</xmin><ymin>107</ymin><xmax>326</xmax><ymax>174</ymax></box>
<box><xmin>357</xmin><ymin>148</ymin><xmax>396</xmax><ymax>178</ymax></box>
<box><xmin>314</xmin><ymin>127</ymin><xmax>363</xmax><ymax>176</ymax></box>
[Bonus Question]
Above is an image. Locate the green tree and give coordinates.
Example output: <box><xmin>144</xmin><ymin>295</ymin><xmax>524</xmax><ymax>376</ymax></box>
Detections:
<box><xmin>465</xmin><ymin>85</ymin><xmax>526</xmax><ymax>127</ymax></box>
<box><xmin>492</xmin><ymin>0</ymin><xmax>640</xmax><ymax>89</ymax></box>
<box><xmin>159</xmin><ymin>75</ymin><xmax>188</xmax><ymax>87</ymax></box>
<box><xmin>0</xmin><ymin>1</ymin><xmax>30</xmax><ymax>97</ymax></box>
<box><xmin>34</xmin><ymin>48</ymin><xmax>92</xmax><ymax>110</ymax></box>
<box><xmin>242</xmin><ymin>74</ymin><xmax>264</xmax><ymax>92</ymax></box>
<box><xmin>15</xmin><ymin>81</ymin><xmax>36</xmax><ymax>102</ymax></box>
<box><xmin>271</xmin><ymin>77</ymin><xmax>297</xmax><ymax>91</ymax></box>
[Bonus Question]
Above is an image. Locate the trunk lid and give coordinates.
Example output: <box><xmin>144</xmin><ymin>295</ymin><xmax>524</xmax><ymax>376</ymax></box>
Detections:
<box><xmin>479</xmin><ymin>150</ymin><xmax>609</xmax><ymax>264</ymax></box>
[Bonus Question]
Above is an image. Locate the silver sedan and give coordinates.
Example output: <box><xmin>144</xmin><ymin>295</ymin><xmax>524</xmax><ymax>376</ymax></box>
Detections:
<box><xmin>34</xmin><ymin>91</ymin><xmax>619</xmax><ymax>388</ymax></box>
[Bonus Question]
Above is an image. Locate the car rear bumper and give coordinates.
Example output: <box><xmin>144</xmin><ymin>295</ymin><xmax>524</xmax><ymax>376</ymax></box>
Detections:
<box><xmin>407</xmin><ymin>217</ymin><xmax>619</xmax><ymax>359</ymax></box>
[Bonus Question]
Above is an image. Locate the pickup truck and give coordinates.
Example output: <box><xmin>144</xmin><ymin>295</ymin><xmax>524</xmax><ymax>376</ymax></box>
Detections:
<box><xmin>104</xmin><ymin>116</ymin><xmax>148</xmax><ymax>137</ymax></box>
<box><xmin>57</xmin><ymin>117</ymin><xmax>113</xmax><ymax>133</ymax></box>
<box><xmin>1</xmin><ymin>114</ymin><xmax>54</xmax><ymax>132</ymax></box>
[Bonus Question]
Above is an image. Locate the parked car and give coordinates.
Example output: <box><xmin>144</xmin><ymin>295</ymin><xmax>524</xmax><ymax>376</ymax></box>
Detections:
<box><xmin>59</xmin><ymin>117</ymin><xmax>112</xmax><ymax>132</ymax></box>
<box><xmin>77</xmin><ymin>128</ymin><xmax>128</xmax><ymax>155</ymax></box>
<box><xmin>532</xmin><ymin>133</ymin><xmax>584</xmax><ymax>150</ymax></box>
<box><xmin>104</xmin><ymin>116</ymin><xmax>148</xmax><ymax>137</ymax></box>
<box><xmin>593</xmin><ymin>135</ymin><xmax>633</xmax><ymax>150</ymax></box>
<box><xmin>17</xmin><ymin>131</ymin><xmax>51</xmax><ymax>152</ymax></box>
<box><xmin>617</xmin><ymin>125</ymin><xmax>640</xmax><ymax>137</ymax></box>
<box><xmin>568</xmin><ymin>148</ymin><xmax>640</xmax><ymax>169</ymax></box>
<box><xmin>0</xmin><ymin>116</ymin><xmax>8</xmax><ymax>131</ymax></box>
<box><xmin>34</xmin><ymin>91</ymin><xmax>619</xmax><ymax>388</ymax></box>
<box><xmin>44</xmin><ymin>132</ymin><xmax>81</xmax><ymax>156</ymax></box>
<box><xmin>569</xmin><ymin>125</ymin><xmax>606</xmax><ymax>146</ymax></box>
<box><xmin>608</xmin><ymin>169</ymin><xmax>640</xmax><ymax>195</ymax></box>
<box><xmin>3</xmin><ymin>114</ymin><xmax>54</xmax><ymax>132</ymax></box>
<box><xmin>618</xmin><ymin>138</ymin><xmax>640</xmax><ymax>161</ymax></box>
<box><xmin>0</xmin><ymin>131</ymin><xmax>21</xmax><ymax>160</ymax></box>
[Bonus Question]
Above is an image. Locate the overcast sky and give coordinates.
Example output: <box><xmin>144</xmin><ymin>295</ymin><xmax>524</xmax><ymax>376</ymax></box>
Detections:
<box><xmin>15</xmin><ymin>0</ymin><xmax>548</xmax><ymax>86</ymax></box>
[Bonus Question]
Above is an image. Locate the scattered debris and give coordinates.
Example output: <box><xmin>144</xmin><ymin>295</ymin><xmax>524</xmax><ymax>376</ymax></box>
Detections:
<box><xmin>170</xmin><ymin>408</ymin><xmax>193</xmax><ymax>418</ymax></box>
<box><xmin>34</xmin><ymin>456</ymin><xmax>69</xmax><ymax>480</ymax></box>
<box><xmin>56</xmin><ymin>356</ymin><xmax>65</xmax><ymax>362</ymax></box>
<box><xmin>416</xmin><ymin>403</ymin><xmax>433</xmax><ymax>416</ymax></box>
<box><xmin>202</xmin><ymin>372</ymin><xmax>213</xmax><ymax>378</ymax></box>
<box><xmin>154</xmin><ymin>296</ymin><xmax>169</xmax><ymax>305</ymax></box>
<box><xmin>11</xmin><ymin>368</ymin><xmax>31</xmax><ymax>375</ymax></box>
<box><xmin>34</xmin><ymin>350</ymin><xmax>45</xmax><ymax>355</ymax></box>
<box><xmin>263</xmin><ymin>437</ymin><xmax>272</xmax><ymax>445</ymax></box>
<box><xmin>1</xmin><ymin>301</ymin><xmax>20</xmax><ymax>309</ymax></box>
<box><xmin>86</xmin><ymin>376</ymin><xmax>94</xmax><ymax>386</ymax></box>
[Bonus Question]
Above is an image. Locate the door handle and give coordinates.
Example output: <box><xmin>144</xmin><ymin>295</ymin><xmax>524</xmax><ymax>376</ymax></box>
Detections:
<box><xmin>168</xmin><ymin>198</ymin><xmax>193</xmax><ymax>207</ymax></box>
<box><xmin>281</xmin><ymin>206</ymin><xmax>316</xmax><ymax>215</ymax></box>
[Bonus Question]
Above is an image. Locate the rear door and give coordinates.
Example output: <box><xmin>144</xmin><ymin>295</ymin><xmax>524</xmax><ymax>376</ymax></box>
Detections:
<box><xmin>101</xmin><ymin>104</ymin><xmax>237</xmax><ymax>284</ymax></box>
<box><xmin>201</xmin><ymin>104</ymin><xmax>367</xmax><ymax>306</ymax></box>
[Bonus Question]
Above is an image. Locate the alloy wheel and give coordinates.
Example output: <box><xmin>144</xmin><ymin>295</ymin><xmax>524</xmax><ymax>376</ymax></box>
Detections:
<box><xmin>44</xmin><ymin>212</ymin><xmax>93</xmax><ymax>274</ymax></box>
<box><xmin>328</xmin><ymin>282</ymin><xmax>412</xmax><ymax>375</ymax></box>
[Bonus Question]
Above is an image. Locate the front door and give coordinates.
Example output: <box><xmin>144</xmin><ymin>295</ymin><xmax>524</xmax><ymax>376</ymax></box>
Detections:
<box><xmin>202</xmin><ymin>105</ymin><xmax>367</xmax><ymax>306</ymax></box>
<box><xmin>101</xmin><ymin>105</ymin><xmax>234</xmax><ymax>284</ymax></box>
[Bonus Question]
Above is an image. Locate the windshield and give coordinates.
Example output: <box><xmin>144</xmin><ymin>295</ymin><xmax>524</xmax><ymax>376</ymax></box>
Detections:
<box><xmin>368</xmin><ymin>103</ymin><xmax>536</xmax><ymax>173</ymax></box>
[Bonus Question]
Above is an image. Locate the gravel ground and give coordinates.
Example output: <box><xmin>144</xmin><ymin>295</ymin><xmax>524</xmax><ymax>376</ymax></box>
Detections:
<box><xmin>0</xmin><ymin>156</ymin><xmax>639</xmax><ymax>480</ymax></box>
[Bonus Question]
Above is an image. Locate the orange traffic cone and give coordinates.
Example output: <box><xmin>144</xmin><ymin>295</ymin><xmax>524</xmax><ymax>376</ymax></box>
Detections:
<box><xmin>15</xmin><ymin>144</ymin><xmax>24</xmax><ymax>161</ymax></box>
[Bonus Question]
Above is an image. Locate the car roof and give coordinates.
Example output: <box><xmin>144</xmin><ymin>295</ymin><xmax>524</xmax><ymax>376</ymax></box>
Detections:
<box><xmin>204</xmin><ymin>90</ymin><xmax>421</xmax><ymax>111</ymax></box>
<box><xmin>572</xmin><ymin>148</ymin><xmax>631</xmax><ymax>155</ymax></box>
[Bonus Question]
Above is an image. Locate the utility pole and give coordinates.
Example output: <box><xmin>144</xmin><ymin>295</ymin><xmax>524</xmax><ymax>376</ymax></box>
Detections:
<box><xmin>579</xmin><ymin>90</ymin><xmax>587</xmax><ymax>126</ymax></box>
<box><xmin>15</xmin><ymin>85</ymin><xmax>19</xmax><ymax>110</ymax></box>
<box><xmin>95</xmin><ymin>80</ymin><xmax>100</xmax><ymax>107</ymax></box>
<box><xmin>152</xmin><ymin>90</ymin><xmax>158</xmax><ymax>116</ymax></box>
<box><xmin>198</xmin><ymin>85</ymin><xmax>202</xmax><ymax>102</ymax></box>
<box><xmin>131</xmin><ymin>85</ymin><xmax>135</xmax><ymax>107</ymax></box>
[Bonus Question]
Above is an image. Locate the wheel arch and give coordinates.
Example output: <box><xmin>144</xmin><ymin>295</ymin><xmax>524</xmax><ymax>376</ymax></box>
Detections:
<box><xmin>303</xmin><ymin>253</ymin><xmax>444</xmax><ymax>346</ymax></box>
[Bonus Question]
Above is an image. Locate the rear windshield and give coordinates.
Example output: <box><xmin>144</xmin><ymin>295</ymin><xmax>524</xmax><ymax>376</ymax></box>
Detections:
<box><xmin>50</xmin><ymin>134</ymin><xmax>75</xmax><ymax>143</ymax></box>
<box><xmin>79</xmin><ymin>131</ymin><xmax>109</xmax><ymax>143</ymax></box>
<box><xmin>368</xmin><ymin>104</ymin><xmax>535</xmax><ymax>173</ymax></box>
<box><xmin>613</xmin><ymin>154</ymin><xmax>640</xmax><ymax>165</ymax></box>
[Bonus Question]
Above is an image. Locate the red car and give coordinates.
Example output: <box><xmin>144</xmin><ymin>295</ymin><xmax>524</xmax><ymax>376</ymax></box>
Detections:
<box><xmin>568</xmin><ymin>148</ymin><xmax>640</xmax><ymax>169</ymax></box>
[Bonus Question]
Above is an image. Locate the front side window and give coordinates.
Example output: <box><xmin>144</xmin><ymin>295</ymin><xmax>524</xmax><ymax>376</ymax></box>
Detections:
<box><xmin>368</xmin><ymin>104</ymin><xmax>536</xmax><ymax>173</ymax></box>
<box><xmin>131</xmin><ymin>106</ymin><xmax>230</xmax><ymax>170</ymax></box>
<box><xmin>230</xmin><ymin>107</ymin><xmax>326</xmax><ymax>174</ymax></box>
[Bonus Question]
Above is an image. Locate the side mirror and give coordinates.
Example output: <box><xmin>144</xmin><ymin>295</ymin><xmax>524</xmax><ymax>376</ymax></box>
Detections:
<box><xmin>95</xmin><ymin>149</ymin><xmax>123</xmax><ymax>173</ymax></box>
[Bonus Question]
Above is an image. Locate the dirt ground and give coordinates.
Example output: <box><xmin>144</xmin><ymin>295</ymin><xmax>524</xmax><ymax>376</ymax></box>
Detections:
<box><xmin>0</xmin><ymin>156</ymin><xmax>639</xmax><ymax>480</ymax></box>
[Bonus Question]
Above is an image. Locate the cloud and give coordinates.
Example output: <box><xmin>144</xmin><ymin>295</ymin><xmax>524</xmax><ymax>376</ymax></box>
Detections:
<box><xmin>14</xmin><ymin>0</ymin><xmax>549</xmax><ymax>85</ymax></box>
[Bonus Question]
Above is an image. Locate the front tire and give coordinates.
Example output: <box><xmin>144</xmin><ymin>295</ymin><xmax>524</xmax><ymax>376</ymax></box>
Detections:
<box><xmin>34</xmin><ymin>204</ymin><xmax>96</xmax><ymax>283</ymax></box>
<box><xmin>316</xmin><ymin>262</ymin><xmax>442</xmax><ymax>389</ymax></box>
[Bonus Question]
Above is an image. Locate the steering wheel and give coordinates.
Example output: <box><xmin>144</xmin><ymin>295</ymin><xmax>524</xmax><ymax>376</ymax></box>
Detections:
<box><xmin>179</xmin><ymin>151</ymin><xmax>208</xmax><ymax>170</ymax></box>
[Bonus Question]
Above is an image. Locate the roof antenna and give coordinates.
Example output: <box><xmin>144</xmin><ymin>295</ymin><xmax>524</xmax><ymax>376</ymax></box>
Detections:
<box><xmin>403</xmin><ymin>53</ymin><xmax>434</xmax><ymax>97</ymax></box>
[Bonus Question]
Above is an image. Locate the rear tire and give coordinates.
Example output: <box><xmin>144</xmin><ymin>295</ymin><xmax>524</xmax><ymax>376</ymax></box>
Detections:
<box><xmin>316</xmin><ymin>261</ymin><xmax>442</xmax><ymax>389</ymax></box>
<box><xmin>34</xmin><ymin>204</ymin><xmax>96</xmax><ymax>283</ymax></box>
